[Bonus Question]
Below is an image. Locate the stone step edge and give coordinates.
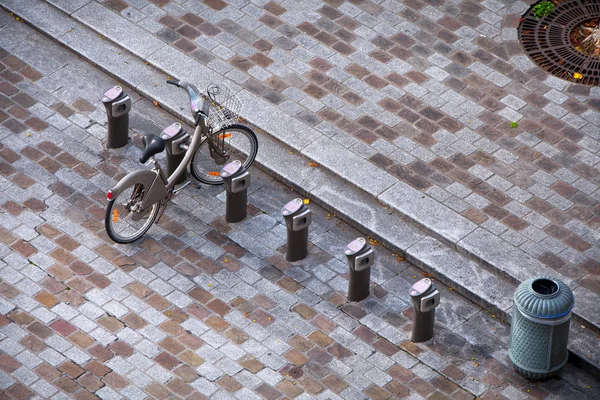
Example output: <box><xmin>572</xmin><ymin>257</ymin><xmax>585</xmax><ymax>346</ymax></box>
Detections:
<box><xmin>33</xmin><ymin>0</ymin><xmax>600</xmax><ymax>336</ymax></box>
<box><xmin>0</xmin><ymin>4</ymin><xmax>511</xmax><ymax>320</ymax></box>
<box><xmin>2</xmin><ymin>2</ymin><xmax>599</xmax><ymax>376</ymax></box>
<box><xmin>67</xmin><ymin>0</ymin><xmax>598</xmax><ymax>329</ymax></box>
<box><xmin>20</xmin><ymin>0</ymin><xmax>480</xmax><ymax>249</ymax></box>
<box><xmin>10</xmin><ymin>0</ymin><xmax>600</xmax><ymax>336</ymax></box>
<box><xmin>3</xmin><ymin>0</ymin><xmax>599</xmax><ymax>333</ymax></box>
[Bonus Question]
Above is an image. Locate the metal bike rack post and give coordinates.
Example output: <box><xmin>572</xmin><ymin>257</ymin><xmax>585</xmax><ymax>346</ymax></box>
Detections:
<box><xmin>344</xmin><ymin>237</ymin><xmax>374</xmax><ymax>302</ymax></box>
<box><xmin>160</xmin><ymin>122</ymin><xmax>189</xmax><ymax>185</ymax></box>
<box><xmin>410</xmin><ymin>278</ymin><xmax>440</xmax><ymax>342</ymax></box>
<box><xmin>282</xmin><ymin>198</ymin><xmax>311</xmax><ymax>262</ymax></box>
<box><xmin>102</xmin><ymin>86</ymin><xmax>131</xmax><ymax>149</ymax></box>
<box><xmin>221</xmin><ymin>160</ymin><xmax>250</xmax><ymax>223</ymax></box>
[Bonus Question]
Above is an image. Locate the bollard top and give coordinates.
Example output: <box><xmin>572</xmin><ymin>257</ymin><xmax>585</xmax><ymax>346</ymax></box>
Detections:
<box><xmin>282</xmin><ymin>198</ymin><xmax>303</xmax><ymax>216</ymax></box>
<box><xmin>102</xmin><ymin>85</ymin><xmax>123</xmax><ymax>102</ymax></box>
<box><xmin>514</xmin><ymin>277</ymin><xmax>574</xmax><ymax>319</ymax></box>
<box><xmin>344</xmin><ymin>237</ymin><xmax>367</xmax><ymax>256</ymax></box>
<box><xmin>410</xmin><ymin>278</ymin><xmax>433</xmax><ymax>297</ymax></box>
<box><xmin>160</xmin><ymin>123</ymin><xmax>182</xmax><ymax>140</ymax></box>
<box><xmin>220</xmin><ymin>160</ymin><xmax>242</xmax><ymax>178</ymax></box>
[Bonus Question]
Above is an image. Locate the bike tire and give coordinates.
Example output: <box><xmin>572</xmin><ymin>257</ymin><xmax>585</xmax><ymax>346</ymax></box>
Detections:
<box><xmin>190</xmin><ymin>124</ymin><xmax>258</xmax><ymax>185</ymax></box>
<box><xmin>105</xmin><ymin>180</ymin><xmax>160</xmax><ymax>244</ymax></box>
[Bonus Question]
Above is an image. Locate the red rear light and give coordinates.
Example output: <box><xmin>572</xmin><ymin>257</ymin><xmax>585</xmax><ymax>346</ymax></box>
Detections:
<box><xmin>107</xmin><ymin>190</ymin><xmax>113</xmax><ymax>200</ymax></box>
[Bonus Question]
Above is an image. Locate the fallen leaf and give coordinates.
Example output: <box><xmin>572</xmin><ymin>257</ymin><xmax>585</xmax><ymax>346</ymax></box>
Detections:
<box><xmin>510</xmin><ymin>122</ymin><xmax>518</xmax><ymax>128</ymax></box>
<box><xmin>308</xmin><ymin>161</ymin><xmax>320</xmax><ymax>167</ymax></box>
<box><xmin>573</xmin><ymin>72</ymin><xmax>583</xmax><ymax>79</ymax></box>
<box><xmin>303</xmin><ymin>198</ymin><xmax>310</xmax><ymax>205</ymax></box>
<box><xmin>153</xmin><ymin>101</ymin><xmax>160</xmax><ymax>107</ymax></box>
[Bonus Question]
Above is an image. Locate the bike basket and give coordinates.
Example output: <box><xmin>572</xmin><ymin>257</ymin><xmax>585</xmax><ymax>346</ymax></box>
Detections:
<box><xmin>205</xmin><ymin>83</ymin><xmax>242</xmax><ymax>131</ymax></box>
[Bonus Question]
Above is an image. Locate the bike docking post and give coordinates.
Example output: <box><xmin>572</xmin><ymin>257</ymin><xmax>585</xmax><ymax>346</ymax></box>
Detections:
<box><xmin>344</xmin><ymin>237</ymin><xmax>374</xmax><ymax>302</ymax></box>
<box><xmin>102</xmin><ymin>86</ymin><xmax>131</xmax><ymax>149</ymax></box>
<box><xmin>282</xmin><ymin>198</ymin><xmax>312</xmax><ymax>262</ymax></box>
<box><xmin>409</xmin><ymin>278</ymin><xmax>440</xmax><ymax>342</ymax></box>
<box><xmin>221</xmin><ymin>160</ymin><xmax>250</xmax><ymax>223</ymax></box>
<box><xmin>160</xmin><ymin>123</ymin><xmax>190</xmax><ymax>185</ymax></box>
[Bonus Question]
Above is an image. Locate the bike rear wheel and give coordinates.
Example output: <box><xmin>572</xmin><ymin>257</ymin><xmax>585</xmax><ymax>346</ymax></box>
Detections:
<box><xmin>105</xmin><ymin>181</ymin><xmax>160</xmax><ymax>243</ymax></box>
<box><xmin>190</xmin><ymin>124</ymin><xmax>258</xmax><ymax>185</ymax></box>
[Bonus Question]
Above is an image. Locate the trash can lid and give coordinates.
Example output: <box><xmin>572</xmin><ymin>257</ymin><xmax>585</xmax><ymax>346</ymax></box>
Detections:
<box><xmin>514</xmin><ymin>277</ymin><xmax>574</xmax><ymax>319</ymax></box>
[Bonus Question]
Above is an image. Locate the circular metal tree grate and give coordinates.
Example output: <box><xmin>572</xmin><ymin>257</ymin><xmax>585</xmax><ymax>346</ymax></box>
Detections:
<box><xmin>519</xmin><ymin>0</ymin><xmax>600</xmax><ymax>86</ymax></box>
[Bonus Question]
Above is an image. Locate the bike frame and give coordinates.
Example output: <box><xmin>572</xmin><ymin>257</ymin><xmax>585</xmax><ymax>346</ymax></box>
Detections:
<box><xmin>108</xmin><ymin>113</ymin><xmax>210</xmax><ymax>215</ymax></box>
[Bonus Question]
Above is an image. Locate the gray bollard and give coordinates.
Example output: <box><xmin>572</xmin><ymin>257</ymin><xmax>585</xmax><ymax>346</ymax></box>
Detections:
<box><xmin>344</xmin><ymin>237</ymin><xmax>374</xmax><ymax>302</ymax></box>
<box><xmin>282</xmin><ymin>198</ymin><xmax>311</xmax><ymax>262</ymax></box>
<box><xmin>221</xmin><ymin>160</ymin><xmax>250</xmax><ymax>223</ymax></box>
<box><xmin>102</xmin><ymin>86</ymin><xmax>131</xmax><ymax>149</ymax></box>
<box><xmin>160</xmin><ymin>123</ymin><xmax>189</xmax><ymax>185</ymax></box>
<box><xmin>410</xmin><ymin>278</ymin><xmax>440</xmax><ymax>342</ymax></box>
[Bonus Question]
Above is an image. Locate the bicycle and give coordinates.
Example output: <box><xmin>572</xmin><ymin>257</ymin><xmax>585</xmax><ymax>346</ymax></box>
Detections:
<box><xmin>104</xmin><ymin>79</ymin><xmax>258</xmax><ymax>244</ymax></box>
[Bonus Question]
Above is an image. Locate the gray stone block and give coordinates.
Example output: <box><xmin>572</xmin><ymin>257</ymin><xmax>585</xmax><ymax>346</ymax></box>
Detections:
<box><xmin>47</xmin><ymin>0</ymin><xmax>91</xmax><ymax>13</ymax></box>
<box><xmin>0</xmin><ymin>18</ymin><xmax>75</xmax><ymax>75</ymax></box>
<box><xmin>73</xmin><ymin>2</ymin><xmax>164</xmax><ymax>58</ymax></box>
<box><xmin>380</xmin><ymin>182</ymin><xmax>476</xmax><ymax>244</ymax></box>
<box><xmin>304</xmin><ymin>137</ymin><xmax>397</xmax><ymax>196</ymax></box>
<box><xmin>61</xmin><ymin>29</ymin><xmax>154</xmax><ymax>86</ymax></box>
<box><xmin>458</xmin><ymin>228</ymin><xmax>573</xmax><ymax>287</ymax></box>
<box><xmin>406</xmin><ymin>237</ymin><xmax>514</xmax><ymax>313</ymax></box>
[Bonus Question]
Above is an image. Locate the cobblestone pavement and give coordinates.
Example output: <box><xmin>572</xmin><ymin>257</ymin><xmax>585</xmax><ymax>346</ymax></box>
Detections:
<box><xmin>1</xmin><ymin>24</ymin><xmax>600</xmax><ymax>400</ymax></box>
<box><xmin>0</xmin><ymin>21</ymin><xmax>600</xmax><ymax>400</ymax></box>
<box><xmin>31</xmin><ymin>0</ymin><xmax>600</xmax><ymax>299</ymax></box>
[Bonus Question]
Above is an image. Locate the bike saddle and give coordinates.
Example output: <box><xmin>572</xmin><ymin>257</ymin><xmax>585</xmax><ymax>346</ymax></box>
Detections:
<box><xmin>139</xmin><ymin>133</ymin><xmax>165</xmax><ymax>163</ymax></box>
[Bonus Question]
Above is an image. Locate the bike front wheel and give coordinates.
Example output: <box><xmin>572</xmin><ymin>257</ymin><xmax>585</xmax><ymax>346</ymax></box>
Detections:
<box><xmin>105</xmin><ymin>180</ymin><xmax>160</xmax><ymax>244</ymax></box>
<box><xmin>190</xmin><ymin>124</ymin><xmax>258</xmax><ymax>185</ymax></box>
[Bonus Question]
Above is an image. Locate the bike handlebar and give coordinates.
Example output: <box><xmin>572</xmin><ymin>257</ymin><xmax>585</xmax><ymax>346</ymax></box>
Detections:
<box><xmin>166</xmin><ymin>78</ymin><xmax>205</xmax><ymax>115</ymax></box>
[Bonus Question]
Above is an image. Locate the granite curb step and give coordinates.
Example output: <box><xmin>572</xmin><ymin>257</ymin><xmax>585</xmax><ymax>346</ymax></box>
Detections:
<box><xmin>1</xmin><ymin>0</ymin><xmax>599</xmax><ymax>376</ymax></box>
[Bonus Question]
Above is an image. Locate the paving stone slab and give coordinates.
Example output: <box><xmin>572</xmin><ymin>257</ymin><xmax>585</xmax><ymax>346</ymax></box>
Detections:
<box><xmin>380</xmin><ymin>182</ymin><xmax>477</xmax><ymax>244</ymax></box>
<box><xmin>406</xmin><ymin>236</ymin><xmax>514</xmax><ymax>315</ymax></box>
<box><xmin>311</xmin><ymin>179</ymin><xmax>424</xmax><ymax>251</ymax></box>
<box><xmin>304</xmin><ymin>136</ymin><xmax>398</xmax><ymax>196</ymax></box>
<box><xmin>0</xmin><ymin>16</ymin><xmax>75</xmax><ymax>75</ymax></box>
<box><xmin>47</xmin><ymin>0</ymin><xmax>92</xmax><ymax>14</ymax></box>
<box><xmin>459</xmin><ymin>228</ymin><xmax>575</xmax><ymax>287</ymax></box>
<box><xmin>6</xmin><ymin>1</ymin><xmax>593</xmax><ymax>380</ymax></box>
<box><xmin>73</xmin><ymin>2</ymin><xmax>165</xmax><ymax>59</ymax></box>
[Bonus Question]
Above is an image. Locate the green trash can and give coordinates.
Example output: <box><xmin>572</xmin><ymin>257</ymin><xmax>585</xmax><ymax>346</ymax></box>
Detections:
<box><xmin>509</xmin><ymin>277</ymin><xmax>574</xmax><ymax>379</ymax></box>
